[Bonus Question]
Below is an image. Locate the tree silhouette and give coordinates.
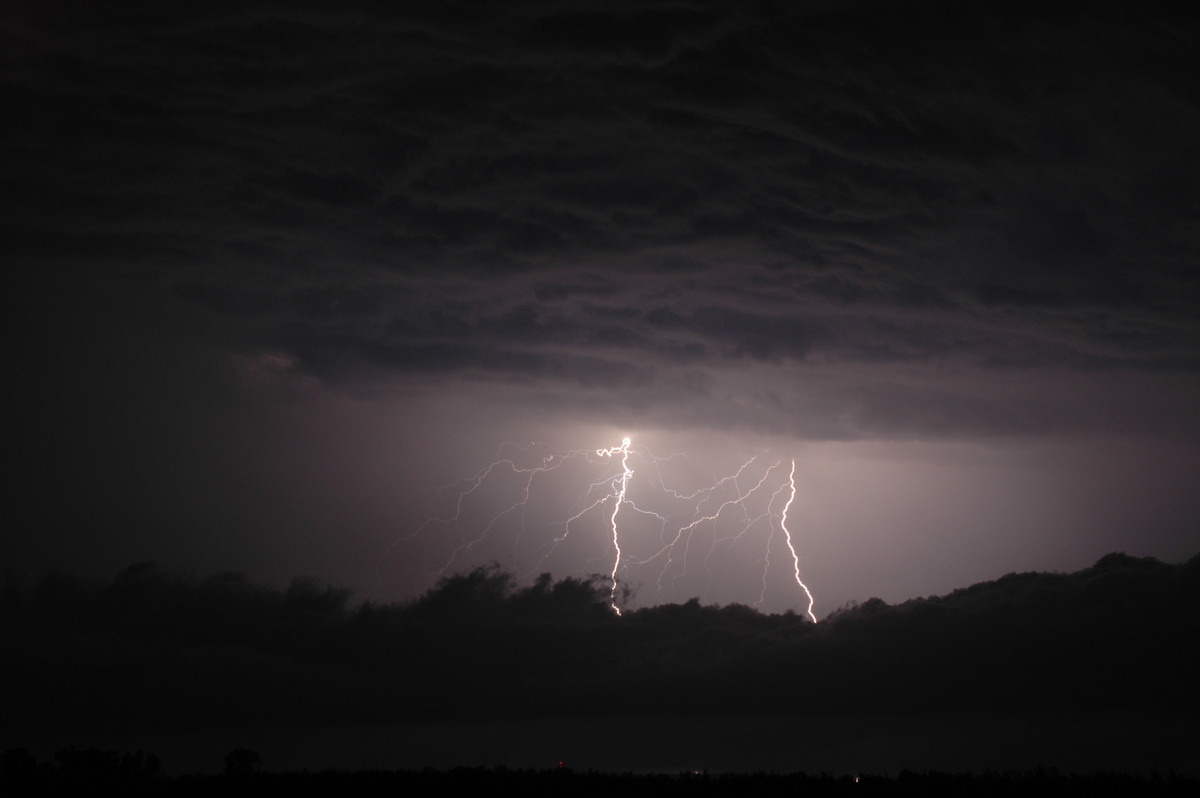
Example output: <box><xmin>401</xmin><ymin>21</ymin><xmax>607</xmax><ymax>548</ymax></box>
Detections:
<box><xmin>223</xmin><ymin>748</ymin><xmax>262</xmax><ymax>777</ymax></box>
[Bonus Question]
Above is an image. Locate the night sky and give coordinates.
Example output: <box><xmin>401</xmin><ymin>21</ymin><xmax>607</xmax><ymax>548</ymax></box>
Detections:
<box><xmin>6</xmin><ymin>2</ymin><xmax>1200</xmax><ymax>619</ymax></box>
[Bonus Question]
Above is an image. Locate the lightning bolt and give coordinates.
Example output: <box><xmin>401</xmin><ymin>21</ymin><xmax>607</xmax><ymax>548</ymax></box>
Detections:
<box><xmin>638</xmin><ymin>454</ymin><xmax>780</xmax><ymax>603</ymax></box>
<box><xmin>780</xmin><ymin>460</ymin><xmax>817</xmax><ymax>623</ymax></box>
<box><xmin>597</xmin><ymin>436</ymin><xmax>633</xmax><ymax>615</ymax></box>
<box><xmin>376</xmin><ymin>442</ymin><xmax>587</xmax><ymax>589</ymax></box>
<box><xmin>436</xmin><ymin>452</ymin><xmax>560</xmax><ymax>577</ymax></box>
<box><xmin>390</xmin><ymin>436</ymin><xmax>818</xmax><ymax>620</ymax></box>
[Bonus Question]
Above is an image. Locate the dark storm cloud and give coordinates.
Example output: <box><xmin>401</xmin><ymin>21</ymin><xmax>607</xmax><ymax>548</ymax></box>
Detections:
<box><xmin>4</xmin><ymin>1</ymin><xmax>1199</xmax><ymax>438</ymax></box>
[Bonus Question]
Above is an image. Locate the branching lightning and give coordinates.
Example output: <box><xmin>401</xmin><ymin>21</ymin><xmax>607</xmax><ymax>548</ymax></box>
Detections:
<box><xmin>384</xmin><ymin>436</ymin><xmax>817</xmax><ymax>619</ymax></box>
<box><xmin>597</xmin><ymin>436</ymin><xmax>633</xmax><ymax>615</ymax></box>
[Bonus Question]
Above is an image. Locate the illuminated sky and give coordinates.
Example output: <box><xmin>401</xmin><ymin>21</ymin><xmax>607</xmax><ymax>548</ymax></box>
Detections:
<box><xmin>5</xmin><ymin>1</ymin><xmax>1199</xmax><ymax>616</ymax></box>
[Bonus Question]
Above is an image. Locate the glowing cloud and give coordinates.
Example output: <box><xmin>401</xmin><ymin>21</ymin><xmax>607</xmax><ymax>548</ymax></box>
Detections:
<box><xmin>387</xmin><ymin>436</ymin><xmax>817</xmax><ymax>618</ymax></box>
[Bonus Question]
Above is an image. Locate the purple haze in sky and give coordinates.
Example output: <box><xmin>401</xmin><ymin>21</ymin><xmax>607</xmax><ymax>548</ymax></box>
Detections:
<box><xmin>5</xmin><ymin>1</ymin><xmax>1199</xmax><ymax>616</ymax></box>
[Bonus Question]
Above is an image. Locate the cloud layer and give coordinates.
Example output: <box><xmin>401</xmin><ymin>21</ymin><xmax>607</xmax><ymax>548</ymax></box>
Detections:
<box><xmin>6</xmin><ymin>2</ymin><xmax>1199</xmax><ymax>440</ymax></box>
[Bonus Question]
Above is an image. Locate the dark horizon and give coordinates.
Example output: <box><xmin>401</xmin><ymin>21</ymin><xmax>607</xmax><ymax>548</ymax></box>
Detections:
<box><xmin>4</xmin><ymin>551</ymin><xmax>1198</xmax><ymax>775</ymax></box>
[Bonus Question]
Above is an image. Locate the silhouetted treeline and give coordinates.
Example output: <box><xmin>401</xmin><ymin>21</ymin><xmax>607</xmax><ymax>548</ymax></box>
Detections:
<box><xmin>4</xmin><ymin>749</ymin><xmax>1198</xmax><ymax>797</ymax></box>
<box><xmin>3</xmin><ymin>746</ymin><xmax>161</xmax><ymax>779</ymax></box>
<box><xmin>2</xmin><ymin>554</ymin><xmax>1198</xmax><ymax>733</ymax></box>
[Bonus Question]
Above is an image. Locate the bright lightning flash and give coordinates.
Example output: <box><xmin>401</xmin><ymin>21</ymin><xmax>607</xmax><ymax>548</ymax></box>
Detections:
<box><xmin>389</xmin><ymin>436</ymin><xmax>818</xmax><ymax>618</ymax></box>
<box><xmin>597</xmin><ymin>436</ymin><xmax>633</xmax><ymax>615</ymax></box>
<box><xmin>780</xmin><ymin>460</ymin><xmax>816</xmax><ymax>623</ymax></box>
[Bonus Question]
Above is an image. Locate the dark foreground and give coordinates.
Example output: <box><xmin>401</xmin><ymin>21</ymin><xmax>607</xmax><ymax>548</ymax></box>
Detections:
<box><xmin>4</xmin><ymin>762</ymin><xmax>1199</xmax><ymax>797</ymax></box>
<box><xmin>5</xmin><ymin>555</ymin><xmax>1198</xmax><ymax>781</ymax></box>
<box><xmin>10</xmin><ymin>711</ymin><xmax>1196</xmax><ymax>777</ymax></box>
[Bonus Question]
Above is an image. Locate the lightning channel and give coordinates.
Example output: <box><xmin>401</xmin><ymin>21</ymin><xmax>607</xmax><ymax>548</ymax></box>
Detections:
<box><xmin>389</xmin><ymin>436</ymin><xmax>818</xmax><ymax>620</ymax></box>
<box><xmin>780</xmin><ymin>459</ymin><xmax>817</xmax><ymax>622</ymax></box>
<box><xmin>597</xmin><ymin>436</ymin><xmax>633</xmax><ymax>615</ymax></box>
